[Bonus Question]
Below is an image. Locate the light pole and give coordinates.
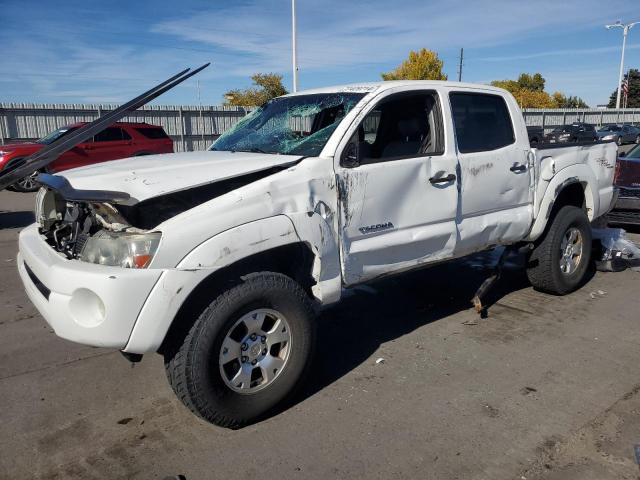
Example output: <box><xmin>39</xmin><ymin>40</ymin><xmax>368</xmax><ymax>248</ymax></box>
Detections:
<box><xmin>606</xmin><ymin>20</ymin><xmax>638</xmax><ymax>108</ymax></box>
<box><xmin>291</xmin><ymin>0</ymin><xmax>298</xmax><ymax>92</ymax></box>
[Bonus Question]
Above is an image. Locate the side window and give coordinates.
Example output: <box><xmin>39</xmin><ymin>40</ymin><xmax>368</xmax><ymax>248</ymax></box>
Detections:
<box><xmin>94</xmin><ymin>127</ymin><xmax>129</xmax><ymax>142</ymax></box>
<box><xmin>449</xmin><ymin>93</ymin><xmax>515</xmax><ymax>153</ymax></box>
<box><xmin>352</xmin><ymin>92</ymin><xmax>443</xmax><ymax>164</ymax></box>
<box><xmin>136</xmin><ymin>127</ymin><xmax>169</xmax><ymax>139</ymax></box>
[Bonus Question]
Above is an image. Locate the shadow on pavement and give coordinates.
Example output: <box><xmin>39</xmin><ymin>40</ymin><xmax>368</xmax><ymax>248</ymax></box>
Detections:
<box><xmin>0</xmin><ymin>211</ymin><xmax>34</xmax><ymax>230</ymax></box>
<box><xmin>271</xmin><ymin>249</ymin><xmax>533</xmax><ymax>419</ymax></box>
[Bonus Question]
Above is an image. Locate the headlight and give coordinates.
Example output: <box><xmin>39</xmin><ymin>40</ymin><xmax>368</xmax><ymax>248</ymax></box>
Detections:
<box><xmin>560</xmin><ymin>133</ymin><xmax>570</xmax><ymax>138</ymax></box>
<box><xmin>602</xmin><ymin>134</ymin><xmax>614</xmax><ymax>140</ymax></box>
<box><xmin>80</xmin><ymin>231</ymin><xmax>161</xmax><ymax>268</ymax></box>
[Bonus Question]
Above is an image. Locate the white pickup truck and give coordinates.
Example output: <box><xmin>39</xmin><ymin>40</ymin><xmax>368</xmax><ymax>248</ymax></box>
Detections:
<box><xmin>17</xmin><ymin>81</ymin><xmax>617</xmax><ymax>428</ymax></box>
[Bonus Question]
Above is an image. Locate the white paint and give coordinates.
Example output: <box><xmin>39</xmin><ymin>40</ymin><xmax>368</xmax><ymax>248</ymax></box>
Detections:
<box><xmin>17</xmin><ymin>80</ymin><xmax>618</xmax><ymax>354</ymax></box>
<box><xmin>61</xmin><ymin>150</ymin><xmax>302</xmax><ymax>204</ymax></box>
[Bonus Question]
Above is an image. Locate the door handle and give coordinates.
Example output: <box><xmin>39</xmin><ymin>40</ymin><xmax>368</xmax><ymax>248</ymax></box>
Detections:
<box><xmin>429</xmin><ymin>173</ymin><xmax>456</xmax><ymax>184</ymax></box>
<box><xmin>510</xmin><ymin>163</ymin><xmax>527</xmax><ymax>173</ymax></box>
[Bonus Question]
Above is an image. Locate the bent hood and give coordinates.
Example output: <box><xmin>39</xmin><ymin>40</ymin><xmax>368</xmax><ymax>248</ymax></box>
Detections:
<box><xmin>59</xmin><ymin>150</ymin><xmax>303</xmax><ymax>204</ymax></box>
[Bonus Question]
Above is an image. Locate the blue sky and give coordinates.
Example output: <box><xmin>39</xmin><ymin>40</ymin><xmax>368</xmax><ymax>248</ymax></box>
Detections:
<box><xmin>0</xmin><ymin>0</ymin><xmax>638</xmax><ymax>107</ymax></box>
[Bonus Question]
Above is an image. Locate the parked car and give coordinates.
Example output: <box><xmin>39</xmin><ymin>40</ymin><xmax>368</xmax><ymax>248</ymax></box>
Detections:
<box><xmin>0</xmin><ymin>122</ymin><xmax>173</xmax><ymax>191</ymax></box>
<box><xmin>526</xmin><ymin>125</ymin><xmax>544</xmax><ymax>145</ymax></box>
<box><xmin>608</xmin><ymin>144</ymin><xmax>640</xmax><ymax>225</ymax></box>
<box><xmin>544</xmin><ymin>122</ymin><xmax>598</xmax><ymax>143</ymax></box>
<box><xmin>597</xmin><ymin>124</ymin><xmax>640</xmax><ymax>146</ymax></box>
<box><xmin>17</xmin><ymin>81</ymin><xmax>617</xmax><ymax>428</ymax></box>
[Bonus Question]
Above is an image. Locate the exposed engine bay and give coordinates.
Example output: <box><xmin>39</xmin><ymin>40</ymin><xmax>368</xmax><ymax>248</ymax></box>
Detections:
<box><xmin>35</xmin><ymin>188</ymin><xmax>145</xmax><ymax>259</ymax></box>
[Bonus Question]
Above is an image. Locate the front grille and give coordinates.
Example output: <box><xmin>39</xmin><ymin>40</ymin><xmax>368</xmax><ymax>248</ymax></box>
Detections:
<box><xmin>24</xmin><ymin>262</ymin><xmax>50</xmax><ymax>300</ymax></box>
<box><xmin>619</xmin><ymin>187</ymin><xmax>640</xmax><ymax>199</ymax></box>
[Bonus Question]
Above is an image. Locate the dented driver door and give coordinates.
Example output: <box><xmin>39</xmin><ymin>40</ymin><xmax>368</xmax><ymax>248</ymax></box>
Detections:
<box><xmin>335</xmin><ymin>89</ymin><xmax>459</xmax><ymax>286</ymax></box>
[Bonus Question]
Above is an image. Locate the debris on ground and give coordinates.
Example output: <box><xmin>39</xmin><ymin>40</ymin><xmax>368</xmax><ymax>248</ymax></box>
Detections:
<box><xmin>592</xmin><ymin>228</ymin><xmax>640</xmax><ymax>272</ymax></box>
<box><xmin>375</xmin><ymin>357</ymin><xmax>385</xmax><ymax>365</ymax></box>
<box><xmin>589</xmin><ymin>290</ymin><xmax>607</xmax><ymax>299</ymax></box>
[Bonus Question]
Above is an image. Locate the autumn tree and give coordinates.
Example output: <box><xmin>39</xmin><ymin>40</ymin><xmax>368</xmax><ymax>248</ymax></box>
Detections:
<box><xmin>224</xmin><ymin>73</ymin><xmax>288</xmax><ymax>106</ymax></box>
<box><xmin>382</xmin><ymin>48</ymin><xmax>447</xmax><ymax>81</ymax></box>
<box><xmin>491</xmin><ymin>73</ymin><xmax>588</xmax><ymax>108</ymax></box>
<box><xmin>607</xmin><ymin>68</ymin><xmax>640</xmax><ymax>108</ymax></box>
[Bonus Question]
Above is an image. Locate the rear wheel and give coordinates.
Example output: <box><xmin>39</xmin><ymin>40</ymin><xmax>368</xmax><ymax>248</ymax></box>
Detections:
<box><xmin>164</xmin><ymin>272</ymin><xmax>316</xmax><ymax>428</ymax></box>
<box><xmin>526</xmin><ymin>205</ymin><xmax>592</xmax><ymax>295</ymax></box>
<box><xmin>617</xmin><ymin>136</ymin><xmax>624</xmax><ymax>146</ymax></box>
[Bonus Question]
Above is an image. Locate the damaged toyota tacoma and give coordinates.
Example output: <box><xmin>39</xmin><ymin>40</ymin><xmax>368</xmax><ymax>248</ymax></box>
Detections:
<box><xmin>13</xmin><ymin>79</ymin><xmax>617</xmax><ymax>428</ymax></box>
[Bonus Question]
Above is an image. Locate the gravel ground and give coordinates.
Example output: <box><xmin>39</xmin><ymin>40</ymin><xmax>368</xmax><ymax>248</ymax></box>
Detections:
<box><xmin>1</xmin><ymin>188</ymin><xmax>639</xmax><ymax>480</ymax></box>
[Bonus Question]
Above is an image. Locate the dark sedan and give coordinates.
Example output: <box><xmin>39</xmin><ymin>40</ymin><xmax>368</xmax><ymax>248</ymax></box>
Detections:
<box><xmin>597</xmin><ymin>124</ymin><xmax>640</xmax><ymax>146</ymax></box>
<box><xmin>608</xmin><ymin>144</ymin><xmax>640</xmax><ymax>226</ymax></box>
<box><xmin>544</xmin><ymin>122</ymin><xmax>598</xmax><ymax>143</ymax></box>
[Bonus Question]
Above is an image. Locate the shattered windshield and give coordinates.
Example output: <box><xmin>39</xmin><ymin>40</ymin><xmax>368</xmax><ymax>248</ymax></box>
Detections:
<box><xmin>210</xmin><ymin>93</ymin><xmax>365</xmax><ymax>156</ymax></box>
<box><xmin>36</xmin><ymin>126</ymin><xmax>78</xmax><ymax>145</ymax></box>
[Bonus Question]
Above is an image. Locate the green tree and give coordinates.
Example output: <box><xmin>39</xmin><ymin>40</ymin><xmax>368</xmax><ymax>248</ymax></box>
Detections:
<box><xmin>608</xmin><ymin>68</ymin><xmax>640</xmax><ymax>108</ymax></box>
<box><xmin>491</xmin><ymin>72</ymin><xmax>546</xmax><ymax>93</ymax></box>
<box><xmin>381</xmin><ymin>48</ymin><xmax>447</xmax><ymax>81</ymax></box>
<box><xmin>552</xmin><ymin>92</ymin><xmax>589</xmax><ymax>108</ymax></box>
<box><xmin>224</xmin><ymin>73</ymin><xmax>288</xmax><ymax>106</ymax></box>
<box><xmin>517</xmin><ymin>73</ymin><xmax>545</xmax><ymax>92</ymax></box>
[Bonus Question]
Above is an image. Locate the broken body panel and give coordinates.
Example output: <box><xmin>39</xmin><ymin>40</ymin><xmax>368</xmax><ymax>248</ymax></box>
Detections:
<box><xmin>17</xmin><ymin>80</ymin><xmax>617</xmax><ymax>354</ymax></box>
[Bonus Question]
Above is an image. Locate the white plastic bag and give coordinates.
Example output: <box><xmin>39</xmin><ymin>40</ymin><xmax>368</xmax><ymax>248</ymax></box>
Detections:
<box><xmin>592</xmin><ymin>228</ymin><xmax>640</xmax><ymax>272</ymax></box>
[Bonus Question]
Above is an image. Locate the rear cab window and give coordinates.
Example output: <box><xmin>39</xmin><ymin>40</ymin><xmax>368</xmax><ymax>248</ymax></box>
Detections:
<box><xmin>449</xmin><ymin>92</ymin><xmax>515</xmax><ymax>153</ymax></box>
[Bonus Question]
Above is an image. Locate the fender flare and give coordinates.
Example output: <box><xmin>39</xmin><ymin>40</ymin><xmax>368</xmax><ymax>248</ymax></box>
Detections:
<box><xmin>124</xmin><ymin>214</ymin><xmax>340</xmax><ymax>353</ymax></box>
<box><xmin>526</xmin><ymin>164</ymin><xmax>597</xmax><ymax>241</ymax></box>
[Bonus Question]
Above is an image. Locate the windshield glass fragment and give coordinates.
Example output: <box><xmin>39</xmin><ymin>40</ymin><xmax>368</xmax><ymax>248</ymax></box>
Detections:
<box><xmin>210</xmin><ymin>93</ymin><xmax>365</xmax><ymax>156</ymax></box>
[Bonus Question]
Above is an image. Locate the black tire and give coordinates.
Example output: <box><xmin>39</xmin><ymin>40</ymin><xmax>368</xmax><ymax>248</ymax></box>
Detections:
<box><xmin>5</xmin><ymin>157</ymin><xmax>40</xmax><ymax>192</ymax></box>
<box><xmin>11</xmin><ymin>171</ymin><xmax>40</xmax><ymax>192</ymax></box>
<box><xmin>617</xmin><ymin>136</ymin><xmax>623</xmax><ymax>146</ymax></box>
<box><xmin>164</xmin><ymin>272</ymin><xmax>316</xmax><ymax>428</ymax></box>
<box><xmin>526</xmin><ymin>205</ymin><xmax>592</xmax><ymax>295</ymax></box>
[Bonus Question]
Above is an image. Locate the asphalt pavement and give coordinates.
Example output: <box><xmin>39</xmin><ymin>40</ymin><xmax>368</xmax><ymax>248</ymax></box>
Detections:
<box><xmin>1</xmin><ymin>187</ymin><xmax>640</xmax><ymax>480</ymax></box>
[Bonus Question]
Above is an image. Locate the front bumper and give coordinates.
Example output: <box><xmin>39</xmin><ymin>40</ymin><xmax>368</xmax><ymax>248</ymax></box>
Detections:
<box><xmin>17</xmin><ymin>224</ymin><xmax>162</xmax><ymax>349</ymax></box>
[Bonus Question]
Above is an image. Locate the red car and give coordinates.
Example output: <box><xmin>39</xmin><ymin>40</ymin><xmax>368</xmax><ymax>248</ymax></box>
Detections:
<box><xmin>0</xmin><ymin>122</ymin><xmax>173</xmax><ymax>191</ymax></box>
<box><xmin>609</xmin><ymin>144</ymin><xmax>640</xmax><ymax>226</ymax></box>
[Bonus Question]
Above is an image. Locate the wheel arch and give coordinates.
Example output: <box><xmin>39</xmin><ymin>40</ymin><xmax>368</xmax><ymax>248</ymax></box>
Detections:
<box><xmin>526</xmin><ymin>166</ymin><xmax>597</xmax><ymax>242</ymax></box>
<box><xmin>158</xmin><ymin>241</ymin><xmax>316</xmax><ymax>356</ymax></box>
<box><xmin>124</xmin><ymin>214</ymin><xmax>340</xmax><ymax>354</ymax></box>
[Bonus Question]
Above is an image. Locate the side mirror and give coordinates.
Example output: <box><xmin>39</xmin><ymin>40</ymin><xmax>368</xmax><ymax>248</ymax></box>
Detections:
<box><xmin>341</xmin><ymin>140</ymin><xmax>360</xmax><ymax>168</ymax></box>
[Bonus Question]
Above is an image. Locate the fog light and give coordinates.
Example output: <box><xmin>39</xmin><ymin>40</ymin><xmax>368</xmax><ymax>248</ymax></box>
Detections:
<box><xmin>69</xmin><ymin>288</ymin><xmax>106</xmax><ymax>328</ymax></box>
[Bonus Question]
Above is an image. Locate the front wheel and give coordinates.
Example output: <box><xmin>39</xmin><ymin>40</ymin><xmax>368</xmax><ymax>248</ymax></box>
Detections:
<box><xmin>164</xmin><ymin>272</ymin><xmax>316</xmax><ymax>428</ymax></box>
<box><xmin>11</xmin><ymin>170</ymin><xmax>41</xmax><ymax>192</ymax></box>
<box><xmin>526</xmin><ymin>205</ymin><xmax>592</xmax><ymax>295</ymax></box>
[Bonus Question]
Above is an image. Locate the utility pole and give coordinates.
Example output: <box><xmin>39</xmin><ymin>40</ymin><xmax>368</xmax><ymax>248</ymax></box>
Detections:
<box><xmin>291</xmin><ymin>0</ymin><xmax>298</xmax><ymax>92</ymax></box>
<box><xmin>606</xmin><ymin>20</ymin><xmax>638</xmax><ymax>108</ymax></box>
<box><xmin>457</xmin><ymin>48</ymin><xmax>464</xmax><ymax>82</ymax></box>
